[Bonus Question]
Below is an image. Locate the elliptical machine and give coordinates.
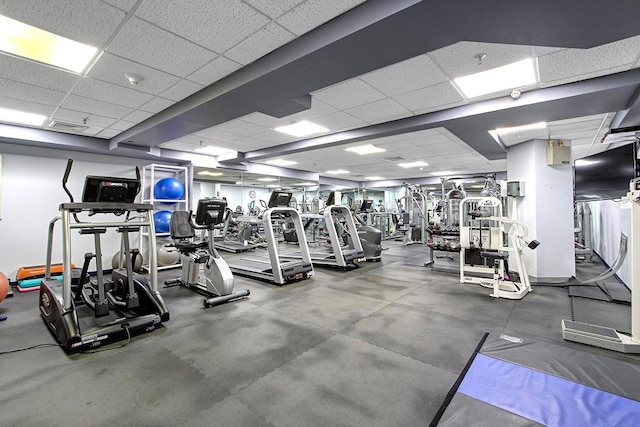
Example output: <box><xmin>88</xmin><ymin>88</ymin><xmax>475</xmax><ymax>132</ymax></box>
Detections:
<box><xmin>39</xmin><ymin>160</ymin><xmax>169</xmax><ymax>352</ymax></box>
<box><xmin>164</xmin><ymin>198</ymin><xmax>250</xmax><ymax>308</ymax></box>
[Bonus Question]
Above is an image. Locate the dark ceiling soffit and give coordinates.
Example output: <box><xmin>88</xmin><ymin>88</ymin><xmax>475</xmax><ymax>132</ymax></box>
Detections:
<box><xmin>242</xmin><ymin>69</ymin><xmax>640</xmax><ymax>161</ymax></box>
<box><xmin>109</xmin><ymin>0</ymin><xmax>640</xmax><ymax>149</ymax></box>
<box><xmin>110</xmin><ymin>0</ymin><xmax>420</xmax><ymax>146</ymax></box>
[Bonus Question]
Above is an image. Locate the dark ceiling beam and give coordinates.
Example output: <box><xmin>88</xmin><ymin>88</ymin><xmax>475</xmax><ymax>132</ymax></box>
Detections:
<box><xmin>110</xmin><ymin>0</ymin><xmax>640</xmax><ymax>150</ymax></box>
<box><xmin>240</xmin><ymin>69</ymin><xmax>640</xmax><ymax>161</ymax></box>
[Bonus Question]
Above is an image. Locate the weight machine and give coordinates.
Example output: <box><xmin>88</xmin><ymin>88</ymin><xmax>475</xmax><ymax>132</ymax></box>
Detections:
<box><xmin>459</xmin><ymin>197</ymin><xmax>539</xmax><ymax>299</ymax></box>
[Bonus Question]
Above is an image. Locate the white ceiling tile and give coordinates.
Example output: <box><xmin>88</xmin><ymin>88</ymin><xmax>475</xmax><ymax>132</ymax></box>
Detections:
<box><xmin>225</xmin><ymin>22</ymin><xmax>295</xmax><ymax>65</ymax></box>
<box><xmin>216</xmin><ymin>119</ymin><xmax>269</xmax><ymax>136</ymax></box>
<box><xmin>139</xmin><ymin>97</ymin><xmax>175</xmax><ymax>114</ymax></box>
<box><xmin>73</xmin><ymin>77</ymin><xmax>154</xmax><ymax>108</ymax></box>
<box><xmin>108</xmin><ymin>120</ymin><xmax>137</xmax><ymax>131</ymax></box>
<box><xmin>277</xmin><ymin>0</ymin><xmax>366</xmax><ymax>36</ymax></box>
<box><xmin>188</xmin><ymin>57</ymin><xmax>243</xmax><ymax>86</ymax></box>
<box><xmin>252</xmin><ymin>130</ymin><xmax>298</xmax><ymax>144</ymax></box>
<box><xmin>539</xmin><ymin>35</ymin><xmax>640</xmax><ymax>85</ymax></box>
<box><xmin>430</xmin><ymin>41</ymin><xmax>533</xmax><ymax>79</ymax></box>
<box><xmin>0</xmin><ymin>96</ymin><xmax>56</xmax><ymax>117</ymax></box>
<box><xmin>107</xmin><ymin>17</ymin><xmax>217</xmax><ymax>77</ymax></box>
<box><xmin>160</xmin><ymin>80</ymin><xmax>205</xmax><ymax>102</ymax></box>
<box><xmin>422</xmin><ymin>142</ymin><xmax>471</xmax><ymax>156</ymax></box>
<box><xmin>285</xmin><ymin>99</ymin><xmax>338</xmax><ymax>121</ymax></box>
<box><xmin>244</xmin><ymin>0</ymin><xmax>305</xmax><ymax>18</ymax></box>
<box><xmin>52</xmin><ymin>108</ymin><xmax>118</xmax><ymax>128</ymax></box>
<box><xmin>394</xmin><ymin>82</ymin><xmax>465</xmax><ymax>113</ymax></box>
<box><xmin>159</xmin><ymin>140</ymin><xmax>199</xmax><ymax>152</ymax></box>
<box><xmin>61</xmin><ymin>94</ymin><xmax>132</xmax><ymax>119</ymax></box>
<box><xmin>195</xmin><ymin>127</ymin><xmax>243</xmax><ymax>142</ymax></box>
<box><xmin>94</xmin><ymin>128</ymin><xmax>121</xmax><ymax>138</ymax></box>
<box><xmin>237</xmin><ymin>112</ymin><xmax>281</xmax><ymax>127</ymax></box>
<box><xmin>0</xmin><ymin>78</ymin><xmax>66</xmax><ymax>106</ymax></box>
<box><xmin>87</xmin><ymin>52</ymin><xmax>181</xmax><ymax>95</ymax></box>
<box><xmin>398</xmin><ymin>128</ymin><xmax>447</xmax><ymax>141</ymax></box>
<box><xmin>0</xmin><ymin>0</ymin><xmax>126</xmax><ymax>46</ymax></box>
<box><xmin>135</xmin><ymin>0</ymin><xmax>269</xmax><ymax>53</ymax></box>
<box><xmin>361</xmin><ymin>54</ymin><xmax>448</xmax><ymax>96</ymax></box>
<box><xmin>314</xmin><ymin>111</ymin><xmax>367</xmax><ymax>131</ymax></box>
<box><xmin>102</xmin><ymin>0</ymin><xmax>138</xmax><ymax>11</ymax></box>
<box><xmin>344</xmin><ymin>98</ymin><xmax>412</xmax><ymax>124</ymax></box>
<box><xmin>122</xmin><ymin>109</ymin><xmax>153</xmax><ymax>122</ymax></box>
<box><xmin>312</xmin><ymin>78</ymin><xmax>386</xmax><ymax>110</ymax></box>
<box><xmin>0</xmin><ymin>54</ymin><xmax>80</xmax><ymax>92</ymax></box>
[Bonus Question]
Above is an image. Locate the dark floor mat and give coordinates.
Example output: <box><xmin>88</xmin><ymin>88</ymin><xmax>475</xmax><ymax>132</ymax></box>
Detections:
<box><xmin>569</xmin><ymin>285</ymin><xmax>611</xmax><ymax>302</ymax></box>
<box><xmin>571</xmin><ymin>297</ymin><xmax>631</xmax><ymax>335</ymax></box>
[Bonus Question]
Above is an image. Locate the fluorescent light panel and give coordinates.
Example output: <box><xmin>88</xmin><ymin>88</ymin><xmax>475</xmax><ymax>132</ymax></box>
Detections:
<box><xmin>0</xmin><ymin>14</ymin><xmax>98</xmax><ymax>73</ymax></box>
<box><xmin>196</xmin><ymin>170</ymin><xmax>223</xmax><ymax>177</ymax></box>
<box><xmin>430</xmin><ymin>171</ymin><xmax>459</xmax><ymax>176</ymax></box>
<box><xmin>274</xmin><ymin>120</ymin><xmax>328</xmax><ymax>137</ymax></box>
<box><xmin>0</xmin><ymin>107</ymin><xmax>46</xmax><ymax>126</ymax></box>
<box><xmin>398</xmin><ymin>161</ymin><xmax>428</xmax><ymax>168</ymax></box>
<box><xmin>326</xmin><ymin>169</ymin><xmax>349</xmax><ymax>175</ymax></box>
<box><xmin>194</xmin><ymin>145</ymin><xmax>234</xmax><ymax>156</ymax></box>
<box><xmin>494</xmin><ymin>121</ymin><xmax>546</xmax><ymax>135</ymax></box>
<box><xmin>257</xmin><ymin>177</ymin><xmax>278</xmax><ymax>182</ymax></box>
<box><xmin>345</xmin><ymin>144</ymin><xmax>386</xmax><ymax>155</ymax></box>
<box><xmin>365</xmin><ymin>176</ymin><xmax>385</xmax><ymax>180</ymax></box>
<box><xmin>454</xmin><ymin>58</ymin><xmax>537</xmax><ymax>98</ymax></box>
<box><xmin>265</xmin><ymin>159</ymin><xmax>297</xmax><ymax>167</ymax></box>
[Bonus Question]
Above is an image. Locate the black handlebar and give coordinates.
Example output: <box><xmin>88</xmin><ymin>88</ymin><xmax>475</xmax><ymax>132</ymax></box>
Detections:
<box><xmin>63</xmin><ymin>159</ymin><xmax>74</xmax><ymax>203</ymax></box>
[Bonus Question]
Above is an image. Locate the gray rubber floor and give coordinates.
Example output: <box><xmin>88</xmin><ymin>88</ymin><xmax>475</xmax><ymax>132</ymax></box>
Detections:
<box><xmin>0</xmin><ymin>242</ymin><xmax>637</xmax><ymax>426</ymax></box>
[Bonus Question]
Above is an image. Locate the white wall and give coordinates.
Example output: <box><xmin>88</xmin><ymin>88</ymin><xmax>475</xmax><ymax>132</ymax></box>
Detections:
<box><xmin>589</xmin><ymin>199</ymin><xmax>632</xmax><ymax>288</ymax></box>
<box><xmin>0</xmin><ymin>153</ymin><xmax>147</xmax><ymax>276</ymax></box>
<box><xmin>507</xmin><ymin>139</ymin><xmax>575</xmax><ymax>281</ymax></box>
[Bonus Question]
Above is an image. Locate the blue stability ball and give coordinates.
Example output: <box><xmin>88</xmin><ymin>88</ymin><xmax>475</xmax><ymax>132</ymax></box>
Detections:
<box><xmin>153</xmin><ymin>210</ymin><xmax>172</xmax><ymax>233</ymax></box>
<box><xmin>154</xmin><ymin>177</ymin><xmax>185</xmax><ymax>201</ymax></box>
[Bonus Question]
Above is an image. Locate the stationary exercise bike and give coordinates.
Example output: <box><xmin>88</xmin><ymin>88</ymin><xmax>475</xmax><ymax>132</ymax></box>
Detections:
<box><xmin>164</xmin><ymin>198</ymin><xmax>250</xmax><ymax>308</ymax></box>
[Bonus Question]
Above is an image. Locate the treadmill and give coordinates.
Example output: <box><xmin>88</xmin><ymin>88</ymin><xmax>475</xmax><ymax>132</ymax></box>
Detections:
<box><xmin>213</xmin><ymin>208</ymin><xmax>259</xmax><ymax>253</ymax></box>
<box><xmin>224</xmin><ymin>191</ymin><xmax>314</xmax><ymax>285</ymax></box>
<box><xmin>282</xmin><ymin>205</ymin><xmax>365</xmax><ymax>268</ymax></box>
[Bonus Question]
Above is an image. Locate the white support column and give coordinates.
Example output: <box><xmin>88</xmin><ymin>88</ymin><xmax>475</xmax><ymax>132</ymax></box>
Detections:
<box><xmin>507</xmin><ymin>139</ymin><xmax>575</xmax><ymax>282</ymax></box>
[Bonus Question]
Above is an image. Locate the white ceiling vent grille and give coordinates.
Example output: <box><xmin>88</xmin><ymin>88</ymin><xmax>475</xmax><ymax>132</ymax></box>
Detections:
<box><xmin>48</xmin><ymin>120</ymin><xmax>89</xmax><ymax>132</ymax></box>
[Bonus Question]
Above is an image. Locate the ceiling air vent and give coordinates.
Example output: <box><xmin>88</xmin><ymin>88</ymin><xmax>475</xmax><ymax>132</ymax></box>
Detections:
<box><xmin>385</xmin><ymin>156</ymin><xmax>405</xmax><ymax>162</ymax></box>
<box><xmin>48</xmin><ymin>120</ymin><xmax>89</xmax><ymax>132</ymax></box>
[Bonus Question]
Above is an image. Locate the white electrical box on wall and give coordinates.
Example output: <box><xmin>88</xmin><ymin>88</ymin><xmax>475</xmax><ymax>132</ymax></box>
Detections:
<box><xmin>546</xmin><ymin>142</ymin><xmax>571</xmax><ymax>165</ymax></box>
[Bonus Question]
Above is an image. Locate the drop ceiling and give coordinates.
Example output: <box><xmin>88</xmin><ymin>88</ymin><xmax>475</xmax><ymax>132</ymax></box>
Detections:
<box><xmin>1</xmin><ymin>0</ymin><xmax>640</xmax><ymax>184</ymax></box>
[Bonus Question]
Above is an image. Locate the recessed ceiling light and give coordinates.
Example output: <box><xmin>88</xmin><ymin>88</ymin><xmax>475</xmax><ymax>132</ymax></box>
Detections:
<box><xmin>453</xmin><ymin>58</ymin><xmax>537</xmax><ymax>98</ymax></box>
<box><xmin>235</xmin><ymin>181</ymin><xmax>244</xmax><ymax>185</ymax></box>
<box><xmin>0</xmin><ymin>107</ymin><xmax>46</xmax><ymax>126</ymax></box>
<box><xmin>196</xmin><ymin>170</ymin><xmax>224</xmax><ymax>177</ymax></box>
<box><xmin>257</xmin><ymin>177</ymin><xmax>278</xmax><ymax>182</ymax></box>
<box><xmin>265</xmin><ymin>159</ymin><xmax>297</xmax><ymax>167</ymax></box>
<box><xmin>266</xmin><ymin>184</ymin><xmax>281</xmax><ymax>188</ymax></box>
<box><xmin>494</xmin><ymin>121</ymin><xmax>547</xmax><ymax>135</ymax></box>
<box><xmin>430</xmin><ymin>171</ymin><xmax>459</xmax><ymax>176</ymax></box>
<box><xmin>365</xmin><ymin>176</ymin><xmax>385</xmax><ymax>180</ymax></box>
<box><xmin>325</xmin><ymin>169</ymin><xmax>350</xmax><ymax>175</ymax></box>
<box><xmin>194</xmin><ymin>145</ymin><xmax>235</xmax><ymax>156</ymax></box>
<box><xmin>398</xmin><ymin>161</ymin><xmax>429</xmax><ymax>168</ymax></box>
<box><xmin>274</xmin><ymin>120</ymin><xmax>329</xmax><ymax>137</ymax></box>
<box><xmin>0</xmin><ymin>14</ymin><xmax>99</xmax><ymax>73</ymax></box>
<box><xmin>345</xmin><ymin>144</ymin><xmax>386</xmax><ymax>155</ymax></box>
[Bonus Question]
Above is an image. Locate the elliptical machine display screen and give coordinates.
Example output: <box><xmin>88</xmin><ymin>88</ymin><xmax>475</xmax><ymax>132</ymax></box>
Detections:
<box><xmin>82</xmin><ymin>176</ymin><xmax>140</xmax><ymax>203</ymax></box>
